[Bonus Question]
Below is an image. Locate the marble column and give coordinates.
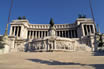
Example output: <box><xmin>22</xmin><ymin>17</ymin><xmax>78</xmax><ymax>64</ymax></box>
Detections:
<box><xmin>88</xmin><ymin>25</ymin><xmax>90</xmax><ymax>35</ymax></box>
<box><xmin>65</xmin><ymin>31</ymin><xmax>66</xmax><ymax>37</ymax></box>
<box><xmin>92</xmin><ymin>25</ymin><xmax>95</xmax><ymax>34</ymax></box>
<box><xmin>44</xmin><ymin>31</ymin><xmax>46</xmax><ymax>37</ymax></box>
<box><xmin>60</xmin><ymin>31</ymin><xmax>62</xmax><ymax>37</ymax></box>
<box><xmin>57</xmin><ymin>31</ymin><xmax>58</xmax><ymax>36</ymax></box>
<box><xmin>35</xmin><ymin>31</ymin><xmax>37</xmax><ymax>38</ymax></box>
<box><xmin>30</xmin><ymin>31</ymin><xmax>32</xmax><ymax>39</ymax></box>
<box><xmin>34</xmin><ymin>31</ymin><xmax>35</xmax><ymax>38</ymax></box>
<box><xmin>29</xmin><ymin>31</ymin><xmax>31</xmax><ymax>39</ymax></box>
<box><xmin>74</xmin><ymin>30</ymin><xmax>76</xmax><ymax>38</ymax></box>
<box><xmin>11</xmin><ymin>26</ymin><xmax>14</xmax><ymax>35</ymax></box>
<box><xmin>71</xmin><ymin>30</ymin><xmax>72</xmax><ymax>38</ymax></box>
<box><xmin>90</xmin><ymin>25</ymin><xmax>94</xmax><ymax>33</ymax></box>
<box><xmin>85</xmin><ymin>25</ymin><xmax>87</xmax><ymax>35</ymax></box>
<box><xmin>31</xmin><ymin>31</ymin><xmax>33</xmax><ymax>39</ymax></box>
<box><xmin>81</xmin><ymin>24</ymin><xmax>85</xmax><ymax>36</ymax></box>
<box><xmin>41</xmin><ymin>31</ymin><xmax>43</xmax><ymax>38</ymax></box>
<box><xmin>75</xmin><ymin>30</ymin><xmax>77</xmax><ymax>38</ymax></box>
<box><xmin>40</xmin><ymin>31</ymin><xmax>41</xmax><ymax>38</ymax></box>
<box><xmin>32</xmin><ymin>31</ymin><xmax>34</xmax><ymax>39</ymax></box>
<box><xmin>12</xmin><ymin>26</ymin><xmax>14</xmax><ymax>35</ymax></box>
<box><xmin>68</xmin><ymin>31</ymin><xmax>69</xmax><ymax>38</ymax></box>
<box><xmin>62</xmin><ymin>31</ymin><xmax>63</xmax><ymax>37</ymax></box>
<box><xmin>89</xmin><ymin>25</ymin><xmax>92</xmax><ymax>35</ymax></box>
<box><xmin>16</xmin><ymin>27</ymin><xmax>19</xmax><ymax>37</ymax></box>
<box><xmin>69</xmin><ymin>30</ymin><xmax>71</xmax><ymax>38</ymax></box>
<box><xmin>38</xmin><ymin>31</ymin><xmax>40</xmax><ymax>38</ymax></box>
<box><xmin>43</xmin><ymin>31</ymin><xmax>44</xmax><ymax>38</ymax></box>
<box><xmin>13</xmin><ymin>27</ymin><xmax>16</xmax><ymax>36</ymax></box>
<box><xmin>86</xmin><ymin>25</ymin><xmax>89</xmax><ymax>35</ymax></box>
<box><xmin>18</xmin><ymin>26</ymin><xmax>21</xmax><ymax>37</ymax></box>
<box><xmin>10</xmin><ymin>26</ymin><xmax>13</xmax><ymax>36</ymax></box>
<box><xmin>59</xmin><ymin>31</ymin><xmax>61</xmax><ymax>37</ymax></box>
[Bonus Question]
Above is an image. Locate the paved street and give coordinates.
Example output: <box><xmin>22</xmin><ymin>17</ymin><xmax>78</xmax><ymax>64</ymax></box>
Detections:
<box><xmin>0</xmin><ymin>52</ymin><xmax>104</xmax><ymax>69</ymax></box>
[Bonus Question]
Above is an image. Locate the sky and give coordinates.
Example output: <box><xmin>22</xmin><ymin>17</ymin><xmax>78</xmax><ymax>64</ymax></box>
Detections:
<box><xmin>0</xmin><ymin>0</ymin><xmax>104</xmax><ymax>35</ymax></box>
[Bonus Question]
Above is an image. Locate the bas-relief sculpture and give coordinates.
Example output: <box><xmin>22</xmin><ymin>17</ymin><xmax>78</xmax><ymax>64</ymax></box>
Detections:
<box><xmin>56</xmin><ymin>41</ymin><xmax>74</xmax><ymax>50</ymax></box>
<box><xmin>27</xmin><ymin>39</ymin><xmax>76</xmax><ymax>52</ymax></box>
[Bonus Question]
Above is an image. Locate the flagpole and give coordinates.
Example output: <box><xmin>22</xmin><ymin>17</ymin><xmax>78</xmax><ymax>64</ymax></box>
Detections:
<box><xmin>89</xmin><ymin>0</ymin><xmax>97</xmax><ymax>32</ymax></box>
<box><xmin>4</xmin><ymin>0</ymin><xmax>14</xmax><ymax>36</ymax></box>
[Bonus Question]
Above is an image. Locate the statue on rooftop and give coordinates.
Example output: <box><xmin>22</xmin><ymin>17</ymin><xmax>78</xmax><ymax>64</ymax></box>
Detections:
<box><xmin>48</xmin><ymin>18</ymin><xmax>56</xmax><ymax>36</ymax></box>
<box><xmin>50</xmin><ymin>18</ymin><xmax>54</xmax><ymax>27</ymax></box>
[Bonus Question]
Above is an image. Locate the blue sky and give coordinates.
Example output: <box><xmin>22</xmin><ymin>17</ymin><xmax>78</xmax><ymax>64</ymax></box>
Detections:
<box><xmin>0</xmin><ymin>0</ymin><xmax>104</xmax><ymax>35</ymax></box>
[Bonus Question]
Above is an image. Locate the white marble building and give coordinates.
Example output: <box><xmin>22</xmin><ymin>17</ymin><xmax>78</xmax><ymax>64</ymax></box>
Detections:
<box><xmin>7</xmin><ymin>18</ymin><xmax>96</xmax><ymax>52</ymax></box>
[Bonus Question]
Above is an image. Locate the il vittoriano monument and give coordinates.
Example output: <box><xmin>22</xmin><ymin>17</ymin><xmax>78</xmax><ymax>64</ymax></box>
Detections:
<box><xmin>0</xmin><ymin>0</ymin><xmax>104</xmax><ymax>69</ymax></box>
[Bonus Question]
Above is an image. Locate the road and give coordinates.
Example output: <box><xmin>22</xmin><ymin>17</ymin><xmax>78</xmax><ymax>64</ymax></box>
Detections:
<box><xmin>0</xmin><ymin>52</ymin><xmax>104</xmax><ymax>69</ymax></box>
